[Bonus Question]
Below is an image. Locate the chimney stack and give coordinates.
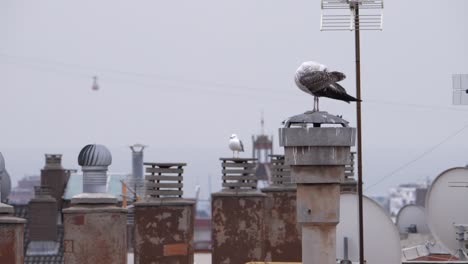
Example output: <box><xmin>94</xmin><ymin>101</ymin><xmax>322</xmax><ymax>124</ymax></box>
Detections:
<box><xmin>129</xmin><ymin>144</ymin><xmax>146</xmax><ymax>198</ymax></box>
<box><xmin>63</xmin><ymin>144</ymin><xmax>127</xmax><ymax>264</ymax></box>
<box><xmin>134</xmin><ymin>163</ymin><xmax>195</xmax><ymax>264</ymax></box>
<box><xmin>41</xmin><ymin>154</ymin><xmax>68</xmax><ymax>209</ymax></box>
<box><xmin>0</xmin><ymin>152</ymin><xmax>26</xmax><ymax>264</ymax></box>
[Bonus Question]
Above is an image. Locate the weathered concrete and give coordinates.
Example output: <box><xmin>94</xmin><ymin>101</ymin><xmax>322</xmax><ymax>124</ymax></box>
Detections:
<box><xmin>211</xmin><ymin>192</ymin><xmax>266</xmax><ymax>264</ymax></box>
<box><xmin>296</xmin><ymin>184</ymin><xmax>340</xmax><ymax>224</ymax></box>
<box><xmin>63</xmin><ymin>205</ymin><xmax>127</xmax><ymax>264</ymax></box>
<box><xmin>0</xmin><ymin>205</ymin><xmax>26</xmax><ymax>264</ymax></box>
<box><xmin>261</xmin><ymin>186</ymin><xmax>301</xmax><ymax>262</ymax></box>
<box><xmin>302</xmin><ymin>225</ymin><xmax>336</xmax><ymax>264</ymax></box>
<box><xmin>134</xmin><ymin>198</ymin><xmax>195</xmax><ymax>264</ymax></box>
<box><xmin>280</xmin><ymin>112</ymin><xmax>356</xmax><ymax>264</ymax></box>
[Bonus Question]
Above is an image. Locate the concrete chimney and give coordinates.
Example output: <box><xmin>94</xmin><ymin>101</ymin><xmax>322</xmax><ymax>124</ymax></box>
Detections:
<box><xmin>280</xmin><ymin>111</ymin><xmax>356</xmax><ymax>264</ymax></box>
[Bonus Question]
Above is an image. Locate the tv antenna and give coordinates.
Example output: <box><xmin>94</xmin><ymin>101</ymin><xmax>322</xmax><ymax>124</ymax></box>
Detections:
<box><xmin>452</xmin><ymin>74</ymin><xmax>468</xmax><ymax>105</ymax></box>
<box><xmin>320</xmin><ymin>1</ymin><xmax>384</xmax><ymax>264</ymax></box>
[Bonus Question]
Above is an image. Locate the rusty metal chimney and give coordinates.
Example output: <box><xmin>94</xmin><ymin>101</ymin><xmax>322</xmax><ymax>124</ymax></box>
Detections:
<box><xmin>280</xmin><ymin>111</ymin><xmax>356</xmax><ymax>264</ymax></box>
<box><xmin>261</xmin><ymin>155</ymin><xmax>301</xmax><ymax>262</ymax></box>
<box><xmin>211</xmin><ymin>158</ymin><xmax>266</xmax><ymax>263</ymax></box>
<box><xmin>134</xmin><ymin>163</ymin><xmax>195</xmax><ymax>264</ymax></box>
<box><xmin>0</xmin><ymin>153</ymin><xmax>26</xmax><ymax>264</ymax></box>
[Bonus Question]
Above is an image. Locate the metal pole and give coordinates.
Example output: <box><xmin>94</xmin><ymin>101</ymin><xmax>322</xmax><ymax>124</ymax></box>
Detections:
<box><xmin>353</xmin><ymin>3</ymin><xmax>365</xmax><ymax>264</ymax></box>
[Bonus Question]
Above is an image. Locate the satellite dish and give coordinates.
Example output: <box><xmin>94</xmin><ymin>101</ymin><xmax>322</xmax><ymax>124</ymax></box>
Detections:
<box><xmin>396</xmin><ymin>205</ymin><xmax>430</xmax><ymax>234</ymax></box>
<box><xmin>337</xmin><ymin>193</ymin><xmax>401</xmax><ymax>264</ymax></box>
<box><xmin>426</xmin><ymin>167</ymin><xmax>468</xmax><ymax>257</ymax></box>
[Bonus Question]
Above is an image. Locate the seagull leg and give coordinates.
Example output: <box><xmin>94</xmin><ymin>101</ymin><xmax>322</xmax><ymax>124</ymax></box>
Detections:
<box><xmin>317</xmin><ymin>97</ymin><xmax>320</xmax><ymax>112</ymax></box>
<box><xmin>313</xmin><ymin>96</ymin><xmax>317</xmax><ymax>112</ymax></box>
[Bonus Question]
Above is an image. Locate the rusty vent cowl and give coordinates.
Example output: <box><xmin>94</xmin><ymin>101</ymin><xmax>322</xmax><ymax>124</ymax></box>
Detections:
<box><xmin>269</xmin><ymin>155</ymin><xmax>293</xmax><ymax>186</ymax></box>
<box><xmin>144</xmin><ymin>163</ymin><xmax>186</xmax><ymax>199</ymax></box>
<box><xmin>221</xmin><ymin>158</ymin><xmax>258</xmax><ymax>191</ymax></box>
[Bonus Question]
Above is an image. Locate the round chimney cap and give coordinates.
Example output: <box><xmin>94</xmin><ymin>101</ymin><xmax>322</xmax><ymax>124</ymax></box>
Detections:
<box><xmin>78</xmin><ymin>144</ymin><xmax>112</xmax><ymax>167</ymax></box>
<box><xmin>283</xmin><ymin>111</ymin><xmax>349</xmax><ymax>127</ymax></box>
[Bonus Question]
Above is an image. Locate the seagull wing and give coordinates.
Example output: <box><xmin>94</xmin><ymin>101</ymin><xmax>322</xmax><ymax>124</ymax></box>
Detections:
<box><xmin>240</xmin><ymin>140</ymin><xmax>244</xmax><ymax>152</ymax></box>
<box><xmin>315</xmin><ymin>83</ymin><xmax>359</xmax><ymax>103</ymax></box>
<box><xmin>299</xmin><ymin>71</ymin><xmax>340</xmax><ymax>94</ymax></box>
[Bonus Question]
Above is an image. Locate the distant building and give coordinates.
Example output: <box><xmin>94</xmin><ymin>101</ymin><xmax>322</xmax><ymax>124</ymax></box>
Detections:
<box><xmin>8</xmin><ymin>175</ymin><xmax>40</xmax><ymax>204</ymax></box>
<box><xmin>252</xmin><ymin>115</ymin><xmax>273</xmax><ymax>188</ymax></box>
<box><xmin>388</xmin><ymin>183</ymin><xmax>429</xmax><ymax>217</ymax></box>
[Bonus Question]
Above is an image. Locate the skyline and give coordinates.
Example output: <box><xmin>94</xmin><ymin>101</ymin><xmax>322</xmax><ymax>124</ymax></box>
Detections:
<box><xmin>2</xmin><ymin>0</ymin><xmax>468</xmax><ymax>197</ymax></box>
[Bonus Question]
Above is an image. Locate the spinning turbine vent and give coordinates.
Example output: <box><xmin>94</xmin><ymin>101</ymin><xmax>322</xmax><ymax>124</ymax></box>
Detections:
<box><xmin>321</xmin><ymin>0</ymin><xmax>384</xmax><ymax>31</ymax></box>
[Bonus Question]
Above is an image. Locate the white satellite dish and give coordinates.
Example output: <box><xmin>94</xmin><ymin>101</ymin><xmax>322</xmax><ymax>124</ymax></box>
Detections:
<box><xmin>426</xmin><ymin>167</ymin><xmax>468</xmax><ymax>257</ymax></box>
<box><xmin>337</xmin><ymin>193</ymin><xmax>401</xmax><ymax>264</ymax></box>
<box><xmin>396</xmin><ymin>205</ymin><xmax>430</xmax><ymax>234</ymax></box>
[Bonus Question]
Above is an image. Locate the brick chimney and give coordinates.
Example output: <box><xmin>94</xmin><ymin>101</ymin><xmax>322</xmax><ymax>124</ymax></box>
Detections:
<box><xmin>41</xmin><ymin>154</ymin><xmax>68</xmax><ymax>209</ymax></box>
<box><xmin>28</xmin><ymin>186</ymin><xmax>58</xmax><ymax>241</ymax></box>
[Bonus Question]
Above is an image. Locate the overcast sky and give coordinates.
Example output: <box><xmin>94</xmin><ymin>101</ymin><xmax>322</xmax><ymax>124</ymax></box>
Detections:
<box><xmin>1</xmin><ymin>0</ymin><xmax>467</xmax><ymax>198</ymax></box>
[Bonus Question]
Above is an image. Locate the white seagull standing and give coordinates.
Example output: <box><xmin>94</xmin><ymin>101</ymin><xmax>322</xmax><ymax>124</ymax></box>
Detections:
<box><xmin>295</xmin><ymin>61</ymin><xmax>359</xmax><ymax>112</ymax></box>
<box><xmin>228</xmin><ymin>134</ymin><xmax>244</xmax><ymax>158</ymax></box>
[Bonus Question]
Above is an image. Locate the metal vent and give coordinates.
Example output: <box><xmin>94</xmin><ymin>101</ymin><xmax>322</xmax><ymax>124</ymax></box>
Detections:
<box><xmin>321</xmin><ymin>0</ymin><xmax>384</xmax><ymax>31</ymax></box>
<box><xmin>144</xmin><ymin>163</ymin><xmax>186</xmax><ymax>198</ymax></box>
<box><xmin>452</xmin><ymin>74</ymin><xmax>468</xmax><ymax>105</ymax></box>
<box><xmin>221</xmin><ymin>158</ymin><xmax>257</xmax><ymax>190</ymax></box>
<box><xmin>269</xmin><ymin>155</ymin><xmax>292</xmax><ymax>186</ymax></box>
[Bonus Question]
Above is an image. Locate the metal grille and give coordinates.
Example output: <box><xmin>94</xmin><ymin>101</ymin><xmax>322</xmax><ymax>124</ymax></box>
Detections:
<box><xmin>144</xmin><ymin>163</ymin><xmax>186</xmax><ymax>198</ymax></box>
<box><xmin>452</xmin><ymin>74</ymin><xmax>468</xmax><ymax>105</ymax></box>
<box><xmin>269</xmin><ymin>155</ymin><xmax>292</xmax><ymax>186</ymax></box>
<box><xmin>221</xmin><ymin>158</ymin><xmax>257</xmax><ymax>190</ymax></box>
<box><xmin>34</xmin><ymin>186</ymin><xmax>52</xmax><ymax>197</ymax></box>
<box><xmin>321</xmin><ymin>0</ymin><xmax>384</xmax><ymax>31</ymax></box>
<box><xmin>345</xmin><ymin>152</ymin><xmax>356</xmax><ymax>180</ymax></box>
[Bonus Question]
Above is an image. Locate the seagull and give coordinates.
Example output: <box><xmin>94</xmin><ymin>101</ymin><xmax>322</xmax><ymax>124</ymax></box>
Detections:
<box><xmin>229</xmin><ymin>134</ymin><xmax>244</xmax><ymax>158</ymax></box>
<box><xmin>295</xmin><ymin>61</ymin><xmax>359</xmax><ymax>112</ymax></box>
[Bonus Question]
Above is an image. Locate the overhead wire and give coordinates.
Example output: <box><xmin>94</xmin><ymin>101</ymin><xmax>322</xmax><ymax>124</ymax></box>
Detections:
<box><xmin>365</xmin><ymin>120</ymin><xmax>468</xmax><ymax>191</ymax></box>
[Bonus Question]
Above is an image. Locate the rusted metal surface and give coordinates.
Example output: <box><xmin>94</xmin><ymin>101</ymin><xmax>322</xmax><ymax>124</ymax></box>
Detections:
<box><xmin>211</xmin><ymin>194</ymin><xmax>265</xmax><ymax>264</ymax></box>
<box><xmin>0</xmin><ymin>220</ymin><xmax>25</xmax><ymax>264</ymax></box>
<box><xmin>262</xmin><ymin>188</ymin><xmax>301</xmax><ymax>262</ymax></box>
<box><xmin>134</xmin><ymin>200</ymin><xmax>195</xmax><ymax>264</ymax></box>
<box><xmin>269</xmin><ymin>155</ymin><xmax>292</xmax><ymax>186</ymax></box>
<box><xmin>63</xmin><ymin>206</ymin><xmax>127</xmax><ymax>264</ymax></box>
<box><xmin>221</xmin><ymin>158</ymin><xmax>258</xmax><ymax>190</ymax></box>
<box><xmin>144</xmin><ymin>163</ymin><xmax>186</xmax><ymax>198</ymax></box>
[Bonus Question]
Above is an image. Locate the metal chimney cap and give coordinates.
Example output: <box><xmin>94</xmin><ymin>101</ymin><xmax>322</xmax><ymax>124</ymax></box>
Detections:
<box><xmin>283</xmin><ymin>111</ymin><xmax>349</xmax><ymax>127</ymax></box>
<box><xmin>78</xmin><ymin>144</ymin><xmax>112</xmax><ymax>167</ymax></box>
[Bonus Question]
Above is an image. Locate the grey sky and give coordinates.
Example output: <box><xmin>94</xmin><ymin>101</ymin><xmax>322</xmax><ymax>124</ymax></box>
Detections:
<box><xmin>1</xmin><ymin>0</ymin><xmax>468</xmax><ymax>198</ymax></box>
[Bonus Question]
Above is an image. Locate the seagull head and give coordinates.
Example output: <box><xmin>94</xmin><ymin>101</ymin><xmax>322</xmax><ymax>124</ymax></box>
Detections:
<box><xmin>300</xmin><ymin>61</ymin><xmax>327</xmax><ymax>72</ymax></box>
<box><xmin>230</xmin><ymin>134</ymin><xmax>237</xmax><ymax>139</ymax></box>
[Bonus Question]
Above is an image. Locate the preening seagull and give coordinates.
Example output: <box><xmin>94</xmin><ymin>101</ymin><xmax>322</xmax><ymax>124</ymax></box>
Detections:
<box><xmin>295</xmin><ymin>61</ymin><xmax>359</xmax><ymax>111</ymax></box>
<box><xmin>229</xmin><ymin>134</ymin><xmax>244</xmax><ymax>158</ymax></box>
